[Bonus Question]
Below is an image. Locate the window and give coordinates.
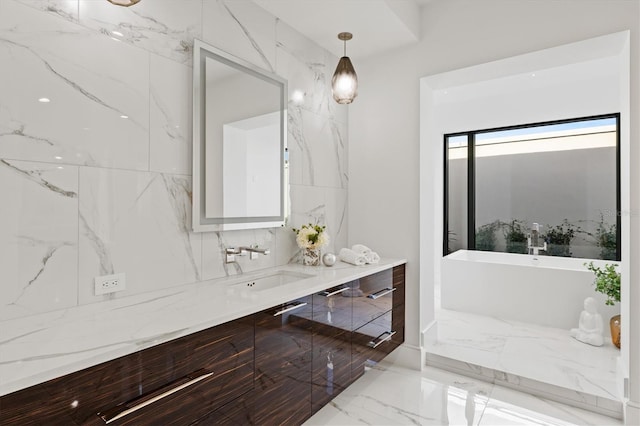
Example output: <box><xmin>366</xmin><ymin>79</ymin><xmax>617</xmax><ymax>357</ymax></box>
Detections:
<box><xmin>444</xmin><ymin>114</ymin><xmax>620</xmax><ymax>261</ymax></box>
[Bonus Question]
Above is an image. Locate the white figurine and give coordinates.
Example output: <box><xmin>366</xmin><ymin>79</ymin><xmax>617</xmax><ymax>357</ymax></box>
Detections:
<box><xmin>570</xmin><ymin>297</ymin><xmax>604</xmax><ymax>347</ymax></box>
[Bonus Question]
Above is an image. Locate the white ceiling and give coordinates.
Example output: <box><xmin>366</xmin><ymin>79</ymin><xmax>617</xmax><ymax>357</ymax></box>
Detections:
<box><xmin>252</xmin><ymin>0</ymin><xmax>428</xmax><ymax>60</ymax></box>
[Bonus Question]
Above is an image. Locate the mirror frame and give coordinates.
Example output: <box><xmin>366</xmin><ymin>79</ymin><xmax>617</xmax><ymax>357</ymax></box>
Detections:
<box><xmin>192</xmin><ymin>39</ymin><xmax>287</xmax><ymax>232</ymax></box>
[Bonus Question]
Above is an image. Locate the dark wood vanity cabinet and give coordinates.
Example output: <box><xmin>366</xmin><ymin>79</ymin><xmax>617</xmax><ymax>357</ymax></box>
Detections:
<box><xmin>0</xmin><ymin>317</ymin><xmax>254</xmax><ymax>426</ymax></box>
<box><xmin>210</xmin><ymin>295</ymin><xmax>314</xmax><ymax>425</ymax></box>
<box><xmin>1</xmin><ymin>264</ymin><xmax>405</xmax><ymax>426</ymax></box>
<box><xmin>310</xmin><ymin>284</ymin><xmax>353</xmax><ymax>413</ymax></box>
<box><xmin>352</xmin><ymin>265</ymin><xmax>405</xmax><ymax>380</ymax></box>
<box><xmin>252</xmin><ymin>295</ymin><xmax>314</xmax><ymax>425</ymax></box>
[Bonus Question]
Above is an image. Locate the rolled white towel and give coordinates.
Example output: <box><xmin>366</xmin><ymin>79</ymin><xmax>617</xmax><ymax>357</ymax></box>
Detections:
<box><xmin>351</xmin><ymin>244</ymin><xmax>372</xmax><ymax>255</ymax></box>
<box><xmin>351</xmin><ymin>244</ymin><xmax>380</xmax><ymax>264</ymax></box>
<box><xmin>339</xmin><ymin>248</ymin><xmax>366</xmax><ymax>266</ymax></box>
<box><xmin>366</xmin><ymin>251</ymin><xmax>380</xmax><ymax>264</ymax></box>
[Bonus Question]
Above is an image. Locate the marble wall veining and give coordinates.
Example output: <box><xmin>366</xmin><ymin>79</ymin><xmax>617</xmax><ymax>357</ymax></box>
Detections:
<box><xmin>0</xmin><ymin>0</ymin><xmax>348</xmax><ymax>320</ymax></box>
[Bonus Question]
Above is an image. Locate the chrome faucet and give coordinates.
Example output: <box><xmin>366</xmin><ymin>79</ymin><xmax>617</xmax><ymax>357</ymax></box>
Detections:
<box><xmin>527</xmin><ymin>223</ymin><xmax>547</xmax><ymax>256</ymax></box>
<box><xmin>240</xmin><ymin>246</ymin><xmax>271</xmax><ymax>255</ymax></box>
<box><xmin>225</xmin><ymin>245</ymin><xmax>270</xmax><ymax>263</ymax></box>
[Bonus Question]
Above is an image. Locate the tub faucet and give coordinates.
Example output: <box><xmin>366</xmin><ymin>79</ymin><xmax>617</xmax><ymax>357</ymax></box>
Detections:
<box><xmin>527</xmin><ymin>223</ymin><xmax>547</xmax><ymax>256</ymax></box>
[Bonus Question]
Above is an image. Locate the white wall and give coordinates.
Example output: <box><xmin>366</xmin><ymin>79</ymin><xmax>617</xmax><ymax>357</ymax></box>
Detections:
<box><xmin>221</xmin><ymin>116</ymin><xmax>280</xmax><ymax>218</ymax></box>
<box><xmin>348</xmin><ymin>0</ymin><xmax>639</xmax><ymax>419</ymax></box>
<box><xmin>205</xmin><ymin>69</ymin><xmax>279</xmax><ymax>218</ymax></box>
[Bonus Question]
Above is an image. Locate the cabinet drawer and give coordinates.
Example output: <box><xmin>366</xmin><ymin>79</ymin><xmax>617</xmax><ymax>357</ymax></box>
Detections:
<box><xmin>0</xmin><ymin>317</ymin><xmax>254</xmax><ymax>426</ymax></box>
<box><xmin>351</xmin><ymin>311</ymin><xmax>402</xmax><ymax>378</ymax></box>
<box><xmin>352</xmin><ymin>269</ymin><xmax>395</xmax><ymax>330</ymax></box>
<box><xmin>254</xmin><ymin>296</ymin><xmax>313</xmax><ymax>375</ymax></box>
<box><xmin>251</xmin><ymin>295</ymin><xmax>313</xmax><ymax>424</ymax></box>
<box><xmin>311</xmin><ymin>284</ymin><xmax>353</xmax><ymax>332</ymax></box>
<box><xmin>212</xmin><ymin>377</ymin><xmax>312</xmax><ymax>426</ymax></box>
<box><xmin>311</xmin><ymin>328</ymin><xmax>352</xmax><ymax>413</ymax></box>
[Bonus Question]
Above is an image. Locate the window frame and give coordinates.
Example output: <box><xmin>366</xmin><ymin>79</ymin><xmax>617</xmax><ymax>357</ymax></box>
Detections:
<box><xmin>443</xmin><ymin>113</ymin><xmax>621</xmax><ymax>261</ymax></box>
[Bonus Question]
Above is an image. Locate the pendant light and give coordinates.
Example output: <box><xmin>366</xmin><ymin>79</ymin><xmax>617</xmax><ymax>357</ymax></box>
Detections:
<box><xmin>331</xmin><ymin>32</ymin><xmax>358</xmax><ymax>104</ymax></box>
<box><xmin>107</xmin><ymin>0</ymin><xmax>141</xmax><ymax>6</ymax></box>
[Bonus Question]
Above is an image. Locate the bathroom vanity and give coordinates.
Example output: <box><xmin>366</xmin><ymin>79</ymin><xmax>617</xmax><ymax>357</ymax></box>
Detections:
<box><xmin>0</xmin><ymin>261</ymin><xmax>405</xmax><ymax>425</ymax></box>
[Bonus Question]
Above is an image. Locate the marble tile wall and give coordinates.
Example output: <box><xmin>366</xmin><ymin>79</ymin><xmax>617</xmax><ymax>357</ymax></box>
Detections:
<box><xmin>0</xmin><ymin>0</ymin><xmax>348</xmax><ymax>320</ymax></box>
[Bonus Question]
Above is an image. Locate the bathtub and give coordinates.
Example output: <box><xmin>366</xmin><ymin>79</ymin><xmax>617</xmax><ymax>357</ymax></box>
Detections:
<box><xmin>440</xmin><ymin>250</ymin><xmax>620</xmax><ymax>329</ymax></box>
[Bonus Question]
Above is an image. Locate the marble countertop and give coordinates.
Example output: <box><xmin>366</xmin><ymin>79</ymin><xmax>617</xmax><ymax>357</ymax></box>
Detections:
<box><xmin>0</xmin><ymin>259</ymin><xmax>406</xmax><ymax>396</ymax></box>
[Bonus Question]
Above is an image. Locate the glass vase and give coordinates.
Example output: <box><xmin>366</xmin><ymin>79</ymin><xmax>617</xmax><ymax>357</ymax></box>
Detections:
<box><xmin>303</xmin><ymin>248</ymin><xmax>321</xmax><ymax>266</ymax></box>
<box><xmin>610</xmin><ymin>314</ymin><xmax>621</xmax><ymax>349</ymax></box>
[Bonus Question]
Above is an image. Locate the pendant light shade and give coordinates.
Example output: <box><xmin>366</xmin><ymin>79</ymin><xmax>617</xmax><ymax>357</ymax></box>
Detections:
<box><xmin>107</xmin><ymin>0</ymin><xmax>141</xmax><ymax>6</ymax></box>
<box><xmin>331</xmin><ymin>32</ymin><xmax>358</xmax><ymax>104</ymax></box>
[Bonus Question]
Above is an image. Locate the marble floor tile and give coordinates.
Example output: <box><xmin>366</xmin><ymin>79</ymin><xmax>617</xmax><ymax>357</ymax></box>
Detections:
<box><xmin>479</xmin><ymin>386</ymin><xmax>622</xmax><ymax>426</ymax></box>
<box><xmin>306</xmin><ymin>364</ymin><xmax>492</xmax><ymax>426</ymax></box>
<box><xmin>306</xmin><ymin>362</ymin><xmax>622</xmax><ymax>426</ymax></box>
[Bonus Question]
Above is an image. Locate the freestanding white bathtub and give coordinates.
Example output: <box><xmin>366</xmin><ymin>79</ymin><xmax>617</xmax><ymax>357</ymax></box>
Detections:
<box><xmin>441</xmin><ymin>250</ymin><xmax>620</xmax><ymax>329</ymax></box>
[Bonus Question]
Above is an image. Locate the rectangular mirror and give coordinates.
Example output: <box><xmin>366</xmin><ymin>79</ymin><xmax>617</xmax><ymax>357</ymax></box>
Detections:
<box><xmin>192</xmin><ymin>39</ymin><xmax>287</xmax><ymax>232</ymax></box>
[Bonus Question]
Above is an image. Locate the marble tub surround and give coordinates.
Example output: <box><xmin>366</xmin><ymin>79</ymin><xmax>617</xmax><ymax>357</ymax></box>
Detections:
<box><xmin>0</xmin><ymin>0</ymin><xmax>348</xmax><ymax>320</ymax></box>
<box><xmin>0</xmin><ymin>258</ymin><xmax>406</xmax><ymax>397</ymax></box>
<box><xmin>426</xmin><ymin>309</ymin><xmax>621</xmax><ymax>417</ymax></box>
<box><xmin>305</xmin><ymin>362</ymin><xmax>622</xmax><ymax>426</ymax></box>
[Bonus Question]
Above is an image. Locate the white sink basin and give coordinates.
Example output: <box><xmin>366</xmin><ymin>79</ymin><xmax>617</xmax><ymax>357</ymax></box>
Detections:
<box><xmin>229</xmin><ymin>270</ymin><xmax>314</xmax><ymax>292</ymax></box>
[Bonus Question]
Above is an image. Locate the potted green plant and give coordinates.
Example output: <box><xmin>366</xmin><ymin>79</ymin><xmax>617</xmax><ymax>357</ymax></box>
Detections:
<box><xmin>544</xmin><ymin>219</ymin><xmax>579</xmax><ymax>257</ymax></box>
<box><xmin>595</xmin><ymin>218</ymin><xmax>617</xmax><ymax>261</ymax></box>
<box><xmin>504</xmin><ymin>219</ymin><xmax>527</xmax><ymax>254</ymax></box>
<box><xmin>585</xmin><ymin>261</ymin><xmax>621</xmax><ymax>348</ymax></box>
<box><xmin>475</xmin><ymin>220</ymin><xmax>500</xmax><ymax>252</ymax></box>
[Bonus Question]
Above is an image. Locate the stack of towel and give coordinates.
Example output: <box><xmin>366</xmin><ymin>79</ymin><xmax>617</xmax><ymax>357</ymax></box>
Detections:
<box><xmin>339</xmin><ymin>244</ymin><xmax>381</xmax><ymax>266</ymax></box>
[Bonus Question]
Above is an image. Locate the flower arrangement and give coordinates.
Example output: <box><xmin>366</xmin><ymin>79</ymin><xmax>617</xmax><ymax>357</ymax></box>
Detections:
<box><xmin>293</xmin><ymin>223</ymin><xmax>329</xmax><ymax>249</ymax></box>
<box><xmin>293</xmin><ymin>223</ymin><xmax>329</xmax><ymax>265</ymax></box>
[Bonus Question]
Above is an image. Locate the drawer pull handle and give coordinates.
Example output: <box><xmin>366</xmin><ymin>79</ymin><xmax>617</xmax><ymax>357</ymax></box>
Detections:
<box><xmin>367</xmin><ymin>287</ymin><xmax>396</xmax><ymax>300</ymax></box>
<box><xmin>368</xmin><ymin>331</ymin><xmax>397</xmax><ymax>348</ymax></box>
<box><xmin>319</xmin><ymin>287</ymin><xmax>349</xmax><ymax>297</ymax></box>
<box><xmin>97</xmin><ymin>368</ymin><xmax>213</xmax><ymax>424</ymax></box>
<box><xmin>274</xmin><ymin>301</ymin><xmax>308</xmax><ymax>316</ymax></box>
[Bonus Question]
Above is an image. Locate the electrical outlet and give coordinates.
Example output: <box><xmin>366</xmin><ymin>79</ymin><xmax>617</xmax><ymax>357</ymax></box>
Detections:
<box><xmin>94</xmin><ymin>273</ymin><xmax>126</xmax><ymax>296</ymax></box>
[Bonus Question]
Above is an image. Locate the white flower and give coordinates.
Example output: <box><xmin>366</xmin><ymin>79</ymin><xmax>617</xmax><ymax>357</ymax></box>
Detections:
<box><xmin>296</xmin><ymin>227</ymin><xmax>315</xmax><ymax>249</ymax></box>
<box><xmin>315</xmin><ymin>231</ymin><xmax>329</xmax><ymax>248</ymax></box>
<box><xmin>294</xmin><ymin>224</ymin><xmax>329</xmax><ymax>249</ymax></box>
